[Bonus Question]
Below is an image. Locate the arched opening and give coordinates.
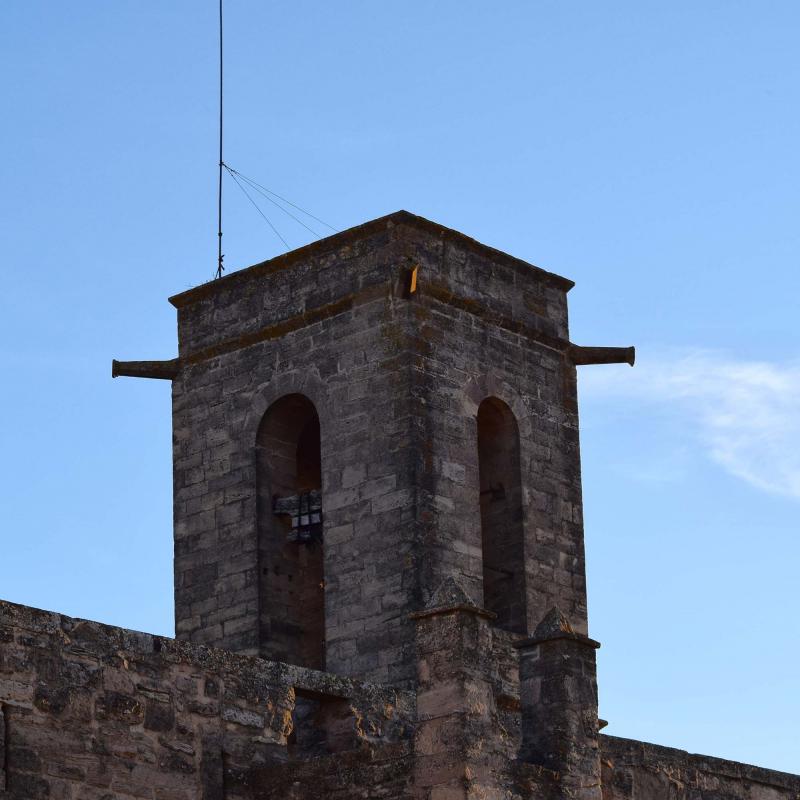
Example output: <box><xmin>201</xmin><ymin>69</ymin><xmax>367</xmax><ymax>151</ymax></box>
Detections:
<box><xmin>256</xmin><ymin>394</ymin><xmax>324</xmax><ymax>669</ymax></box>
<box><xmin>477</xmin><ymin>397</ymin><xmax>526</xmax><ymax>632</ymax></box>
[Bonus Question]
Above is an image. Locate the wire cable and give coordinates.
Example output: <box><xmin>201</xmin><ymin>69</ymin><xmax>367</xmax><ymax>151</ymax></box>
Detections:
<box><xmin>225</xmin><ymin>164</ymin><xmax>339</xmax><ymax>233</ymax></box>
<box><xmin>225</xmin><ymin>166</ymin><xmax>322</xmax><ymax>238</ymax></box>
<box><xmin>210</xmin><ymin>1</ymin><xmax>337</xmax><ymax>275</ymax></box>
<box><xmin>227</xmin><ymin>170</ymin><xmax>290</xmax><ymax>249</ymax></box>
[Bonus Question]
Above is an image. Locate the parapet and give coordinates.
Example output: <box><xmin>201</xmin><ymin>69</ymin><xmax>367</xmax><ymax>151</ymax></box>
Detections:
<box><xmin>600</xmin><ymin>735</ymin><xmax>800</xmax><ymax>800</ymax></box>
<box><xmin>0</xmin><ymin>600</ymin><xmax>414</xmax><ymax>798</ymax></box>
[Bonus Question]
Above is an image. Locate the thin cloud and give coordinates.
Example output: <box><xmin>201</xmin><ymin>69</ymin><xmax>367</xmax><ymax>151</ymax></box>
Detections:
<box><xmin>580</xmin><ymin>350</ymin><xmax>800</xmax><ymax>499</ymax></box>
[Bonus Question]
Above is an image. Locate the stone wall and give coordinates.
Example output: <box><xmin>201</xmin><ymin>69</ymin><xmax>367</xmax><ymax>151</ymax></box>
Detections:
<box><xmin>401</xmin><ymin>220</ymin><xmax>587</xmax><ymax>636</ymax></box>
<box><xmin>600</xmin><ymin>735</ymin><xmax>800</xmax><ymax>800</ymax></box>
<box><xmin>2</xmin><ymin>599</ymin><xmax>798</xmax><ymax>800</ymax></box>
<box><xmin>0</xmin><ymin>600</ymin><xmax>414</xmax><ymax>800</ymax></box>
<box><xmin>170</xmin><ymin>220</ymin><xmax>422</xmax><ymax>685</ymax></box>
<box><xmin>168</xmin><ymin>210</ymin><xmax>586</xmax><ymax>688</ymax></box>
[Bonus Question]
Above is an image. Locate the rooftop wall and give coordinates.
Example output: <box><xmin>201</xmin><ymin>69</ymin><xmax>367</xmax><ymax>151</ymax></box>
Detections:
<box><xmin>0</xmin><ymin>600</ymin><xmax>414</xmax><ymax>800</ymax></box>
<box><xmin>600</xmin><ymin>735</ymin><xmax>800</xmax><ymax>800</ymax></box>
<box><xmin>2</xmin><ymin>599</ymin><xmax>798</xmax><ymax>799</ymax></box>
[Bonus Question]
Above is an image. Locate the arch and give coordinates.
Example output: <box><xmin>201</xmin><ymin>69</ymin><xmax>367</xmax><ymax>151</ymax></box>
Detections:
<box><xmin>477</xmin><ymin>396</ymin><xmax>527</xmax><ymax>632</ymax></box>
<box><xmin>256</xmin><ymin>393</ymin><xmax>325</xmax><ymax>669</ymax></box>
<box><xmin>245</xmin><ymin>369</ymin><xmax>327</xmax><ymax>445</ymax></box>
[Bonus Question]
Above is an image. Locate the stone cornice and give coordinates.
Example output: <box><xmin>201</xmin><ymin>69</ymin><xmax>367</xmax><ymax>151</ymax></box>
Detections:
<box><xmin>168</xmin><ymin>210</ymin><xmax>574</xmax><ymax>309</ymax></box>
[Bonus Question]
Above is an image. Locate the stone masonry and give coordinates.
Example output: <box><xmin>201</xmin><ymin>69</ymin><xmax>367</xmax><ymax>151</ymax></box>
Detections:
<box><xmin>0</xmin><ymin>599</ymin><xmax>414</xmax><ymax>800</ymax></box>
<box><xmin>1</xmin><ymin>211</ymin><xmax>797</xmax><ymax>799</ymax></box>
<box><xmin>169</xmin><ymin>211</ymin><xmax>585</xmax><ymax>688</ymax></box>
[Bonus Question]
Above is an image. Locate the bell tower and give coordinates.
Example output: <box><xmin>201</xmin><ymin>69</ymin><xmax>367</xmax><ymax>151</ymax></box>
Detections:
<box><xmin>114</xmin><ymin>210</ymin><xmax>632</xmax><ymax>688</ymax></box>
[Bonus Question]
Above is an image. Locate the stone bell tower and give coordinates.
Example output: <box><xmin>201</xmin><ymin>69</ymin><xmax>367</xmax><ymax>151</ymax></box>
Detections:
<box><xmin>114</xmin><ymin>210</ymin><xmax>632</xmax><ymax>689</ymax></box>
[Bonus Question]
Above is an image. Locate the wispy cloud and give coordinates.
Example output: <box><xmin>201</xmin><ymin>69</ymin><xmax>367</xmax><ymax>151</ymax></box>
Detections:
<box><xmin>581</xmin><ymin>350</ymin><xmax>800</xmax><ymax>499</ymax></box>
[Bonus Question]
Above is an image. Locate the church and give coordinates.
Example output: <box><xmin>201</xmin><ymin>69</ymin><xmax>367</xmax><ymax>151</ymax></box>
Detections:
<box><xmin>0</xmin><ymin>211</ymin><xmax>796</xmax><ymax>799</ymax></box>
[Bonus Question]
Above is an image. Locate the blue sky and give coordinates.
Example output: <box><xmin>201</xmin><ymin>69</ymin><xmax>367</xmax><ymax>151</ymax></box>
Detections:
<box><xmin>2</xmin><ymin>1</ymin><xmax>798</xmax><ymax>773</ymax></box>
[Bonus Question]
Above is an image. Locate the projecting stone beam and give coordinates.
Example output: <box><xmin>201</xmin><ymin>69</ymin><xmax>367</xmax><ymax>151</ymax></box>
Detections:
<box><xmin>568</xmin><ymin>345</ymin><xmax>635</xmax><ymax>367</ymax></box>
<box><xmin>111</xmin><ymin>358</ymin><xmax>180</xmax><ymax>380</ymax></box>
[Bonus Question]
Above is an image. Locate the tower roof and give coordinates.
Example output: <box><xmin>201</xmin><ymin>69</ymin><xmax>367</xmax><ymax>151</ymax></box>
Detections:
<box><xmin>168</xmin><ymin>210</ymin><xmax>574</xmax><ymax>309</ymax></box>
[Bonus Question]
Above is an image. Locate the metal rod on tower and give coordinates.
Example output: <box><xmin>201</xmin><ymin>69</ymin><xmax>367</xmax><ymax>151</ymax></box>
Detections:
<box><xmin>216</xmin><ymin>0</ymin><xmax>224</xmax><ymax>279</ymax></box>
